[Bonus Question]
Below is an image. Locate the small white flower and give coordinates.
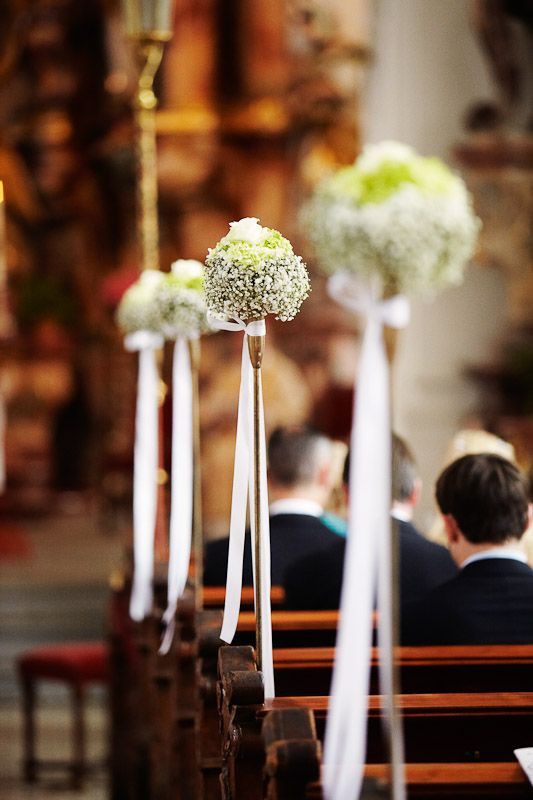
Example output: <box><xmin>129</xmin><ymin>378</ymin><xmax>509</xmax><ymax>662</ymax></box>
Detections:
<box><xmin>357</xmin><ymin>141</ymin><xmax>415</xmax><ymax>173</ymax></box>
<box><xmin>170</xmin><ymin>259</ymin><xmax>204</xmax><ymax>281</ymax></box>
<box><xmin>139</xmin><ymin>269</ymin><xmax>165</xmax><ymax>288</ymax></box>
<box><xmin>225</xmin><ymin>217</ymin><xmax>269</xmax><ymax>245</ymax></box>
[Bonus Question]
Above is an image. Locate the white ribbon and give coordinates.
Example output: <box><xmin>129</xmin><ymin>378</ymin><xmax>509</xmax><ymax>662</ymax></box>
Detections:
<box><xmin>323</xmin><ymin>274</ymin><xmax>409</xmax><ymax>800</ymax></box>
<box><xmin>207</xmin><ymin>312</ymin><xmax>275</xmax><ymax>700</ymax></box>
<box><xmin>159</xmin><ymin>335</ymin><xmax>195</xmax><ymax>654</ymax></box>
<box><xmin>125</xmin><ymin>330</ymin><xmax>164</xmax><ymax>621</ymax></box>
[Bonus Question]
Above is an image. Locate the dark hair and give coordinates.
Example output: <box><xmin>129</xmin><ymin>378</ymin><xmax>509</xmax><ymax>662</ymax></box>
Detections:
<box><xmin>435</xmin><ymin>453</ymin><xmax>529</xmax><ymax>544</ymax></box>
<box><xmin>342</xmin><ymin>432</ymin><xmax>418</xmax><ymax>503</ymax></box>
<box><xmin>268</xmin><ymin>427</ymin><xmax>331</xmax><ymax>487</ymax></box>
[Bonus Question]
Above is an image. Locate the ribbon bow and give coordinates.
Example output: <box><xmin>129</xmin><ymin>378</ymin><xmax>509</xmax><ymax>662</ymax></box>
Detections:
<box><xmin>124</xmin><ymin>330</ymin><xmax>164</xmax><ymax>622</ymax></box>
<box><xmin>207</xmin><ymin>312</ymin><xmax>275</xmax><ymax>700</ymax></box>
<box><xmin>323</xmin><ymin>274</ymin><xmax>409</xmax><ymax>800</ymax></box>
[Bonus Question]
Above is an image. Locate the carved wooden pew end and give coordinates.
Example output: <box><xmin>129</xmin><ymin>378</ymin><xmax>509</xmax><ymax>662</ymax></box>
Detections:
<box><xmin>262</xmin><ymin>708</ymin><xmax>321</xmax><ymax>800</ymax></box>
<box><xmin>217</xmin><ymin>646</ymin><xmax>265</xmax><ymax>800</ymax></box>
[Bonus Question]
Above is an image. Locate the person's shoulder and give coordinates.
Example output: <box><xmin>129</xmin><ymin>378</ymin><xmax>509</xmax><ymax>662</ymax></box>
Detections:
<box><xmin>203</xmin><ymin>536</ymin><xmax>230</xmax><ymax>584</ymax></box>
<box><xmin>400</xmin><ymin>520</ymin><xmax>456</xmax><ymax>561</ymax></box>
<box><xmin>271</xmin><ymin>513</ymin><xmax>340</xmax><ymax>539</ymax></box>
<box><xmin>283</xmin><ymin>538</ymin><xmax>345</xmax><ymax>609</ymax></box>
<box><xmin>401</xmin><ymin>575</ymin><xmax>461</xmax><ymax>644</ymax></box>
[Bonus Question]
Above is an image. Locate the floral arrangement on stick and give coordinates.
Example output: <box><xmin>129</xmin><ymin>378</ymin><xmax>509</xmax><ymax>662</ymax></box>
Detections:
<box><xmin>116</xmin><ymin>261</ymin><xmax>210</xmax><ymax>338</ymax></box>
<box><xmin>301</xmin><ymin>142</ymin><xmax>482</xmax><ymax>800</ymax></box>
<box><xmin>205</xmin><ymin>217</ymin><xmax>310</xmax><ymax>321</ymax></box>
<box><xmin>116</xmin><ymin>261</ymin><xmax>211</xmax><ymax>637</ymax></box>
<box><xmin>116</xmin><ymin>268</ymin><xmax>165</xmax><ymax>334</ymax></box>
<box><xmin>204</xmin><ymin>217</ymin><xmax>310</xmax><ymax>700</ymax></box>
<box><xmin>302</xmin><ymin>141</ymin><xmax>481</xmax><ymax>294</ymax></box>
<box><xmin>155</xmin><ymin>259</ymin><xmax>212</xmax><ymax>338</ymax></box>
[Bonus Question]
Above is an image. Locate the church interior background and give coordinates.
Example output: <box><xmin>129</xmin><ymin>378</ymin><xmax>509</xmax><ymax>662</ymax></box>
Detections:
<box><xmin>0</xmin><ymin>0</ymin><xmax>531</xmax><ymax>798</ymax></box>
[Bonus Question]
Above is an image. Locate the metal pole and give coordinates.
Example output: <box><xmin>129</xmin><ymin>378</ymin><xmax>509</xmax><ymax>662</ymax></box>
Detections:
<box><xmin>135</xmin><ymin>41</ymin><xmax>164</xmax><ymax>273</ymax></box>
<box><xmin>189</xmin><ymin>338</ymin><xmax>203</xmax><ymax>612</ymax></box>
<box><xmin>248</xmin><ymin>333</ymin><xmax>265</xmax><ymax>672</ymax></box>
<box><xmin>388</xmin><ymin>515</ymin><xmax>405</xmax><ymax>798</ymax></box>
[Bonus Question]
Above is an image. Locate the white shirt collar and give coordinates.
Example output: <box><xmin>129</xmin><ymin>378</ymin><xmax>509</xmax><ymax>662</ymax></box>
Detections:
<box><xmin>461</xmin><ymin>548</ymin><xmax>528</xmax><ymax>569</ymax></box>
<box><xmin>391</xmin><ymin>507</ymin><xmax>412</xmax><ymax>523</ymax></box>
<box><xmin>269</xmin><ymin>498</ymin><xmax>323</xmax><ymax>518</ymax></box>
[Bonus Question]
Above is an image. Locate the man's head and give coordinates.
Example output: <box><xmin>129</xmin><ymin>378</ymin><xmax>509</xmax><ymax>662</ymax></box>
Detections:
<box><xmin>391</xmin><ymin>433</ymin><xmax>421</xmax><ymax>510</ymax></box>
<box><xmin>267</xmin><ymin>426</ymin><xmax>334</xmax><ymax>504</ymax></box>
<box><xmin>436</xmin><ymin>453</ymin><xmax>530</xmax><ymax>562</ymax></box>
<box><xmin>341</xmin><ymin>433</ymin><xmax>421</xmax><ymax>517</ymax></box>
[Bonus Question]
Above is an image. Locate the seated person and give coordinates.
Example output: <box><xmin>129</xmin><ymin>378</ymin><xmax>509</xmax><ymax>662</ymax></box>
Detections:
<box><xmin>283</xmin><ymin>434</ymin><xmax>457</xmax><ymax>609</ymax></box>
<box><xmin>402</xmin><ymin>453</ymin><xmax>533</xmax><ymax>645</ymax></box>
<box><xmin>204</xmin><ymin>426</ymin><xmax>341</xmax><ymax>586</ymax></box>
<box><xmin>426</xmin><ymin>428</ymin><xmax>533</xmax><ymax>566</ymax></box>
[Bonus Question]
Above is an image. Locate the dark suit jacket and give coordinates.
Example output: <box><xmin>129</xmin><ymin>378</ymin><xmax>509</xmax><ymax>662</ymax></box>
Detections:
<box><xmin>402</xmin><ymin>557</ymin><xmax>533</xmax><ymax>645</ymax></box>
<box><xmin>283</xmin><ymin>519</ymin><xmax>457</xmax><ymax>610</ymax></box>
<box><xmin>203</xmin><ymin>513</ymin><xmax>341</xmax><ymax>586</ymax></box>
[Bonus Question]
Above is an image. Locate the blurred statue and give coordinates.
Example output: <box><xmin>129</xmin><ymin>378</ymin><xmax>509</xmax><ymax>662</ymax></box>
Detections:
<box><xmin>468</xmin><ymin>0</ymin><xmax>533</xmax><ymax>130</ymax></box>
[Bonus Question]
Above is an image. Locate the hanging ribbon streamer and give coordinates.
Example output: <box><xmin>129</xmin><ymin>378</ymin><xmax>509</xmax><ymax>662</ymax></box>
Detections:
<box><xmin>159</xmin><ymin>334</ymin><xmax>195</xmax><ymax>654</ymax></box>
<box><xmin>323</xmin><ymin>273</ymin><xmax>409</xmax><ymax>800</ymax></box>
<box><xmin>125</xmin><ymin>330</ymin><xmax>164</xmax><ymax>622</ymax></box>
<box><xmin>207</xmin><ymin>312</ymin><xmax>275</xmax><ymax>700</ymax></box>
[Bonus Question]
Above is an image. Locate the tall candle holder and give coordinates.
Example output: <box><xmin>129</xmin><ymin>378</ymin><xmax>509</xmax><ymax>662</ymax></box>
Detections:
<box><xmin>122</xmin><ymin>0</ymin><xmax>173</xmax><ymax>272</ymax></box>
<box><xmin>121</xmin><ymin>0</ymin><xmax>174</xmax><ymax>565</ymax></box>
<box><xmin>0</xmin><ymin>182</ymin><xmax>15</xmax><ymax>341</ymax></box>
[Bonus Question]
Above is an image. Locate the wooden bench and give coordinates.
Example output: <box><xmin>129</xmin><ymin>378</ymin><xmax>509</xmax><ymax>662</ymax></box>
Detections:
<box><xmin>202</xmin><ymin>585</ymin><xmax>285</xmax><ymax>608</ymax></box>
<box><xmin>194</xmin><ymin>619</ymin><xmax>533</xmax><ymax>798</ymax></box>
<box><xmin>109</xmin><ymin>584</ymin><xmax>533</xmax><ymax>800</ymax></box>
<box><xmin>217</xmin><ymin>646</ymin><xmax>533</xmax><ymax>800</ymax></box>
<box><xmin>263</xmin><ymin>708</ymin><xmax>531</xmax><ymax>799</ymax></box>
<box><xmin>272</xmin><ymin>643</ymin><xmax>533</xmax><ymax>696</ymax></box>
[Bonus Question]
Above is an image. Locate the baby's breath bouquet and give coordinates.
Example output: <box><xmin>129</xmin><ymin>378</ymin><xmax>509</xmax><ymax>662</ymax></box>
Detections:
<box><xmin>204</xmin><ymin>217</ymin><xmax>310</xmax><ymax>699</ymax></box>
<box><xmin>155</xmin><ymin>259</ymin><xmax>211</xmax><ymax>339</ymax></box>
<box><xmin>116</xmin><ymin>269</ymin><xmax>165</xmax><ymax>334</ymax></box>
<box><xmin>204</xmin><ymin>217</ymin><xmax>310</xmax><ymax>321</ymax></box>
<box><xmin>302</xmin><ymin>141</ymin><xmax>481</xmax><ymax>294</ymax></box>
<box><xmin>116</xmin><ymin>261</ymin><xmax>210</xmax><ymax>339</ymax></box>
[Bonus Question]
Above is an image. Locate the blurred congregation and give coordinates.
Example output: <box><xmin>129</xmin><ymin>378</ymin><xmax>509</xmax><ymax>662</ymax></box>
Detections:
<box><xmin>0</xmin><ymin>1</ymin><xmax>532</xmax><ymax>799</ymax></box>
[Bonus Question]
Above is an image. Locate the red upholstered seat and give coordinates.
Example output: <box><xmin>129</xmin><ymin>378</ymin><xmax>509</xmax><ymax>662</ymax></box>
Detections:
<box><xmin>18</xmin><ymin>641</ymin><xmax>108</xmax><ymax>684</ymax></box>
<box><xmin>17</xmin><ymin>641</ymin><xmax>109</xmax><ymax>788</ymax></box>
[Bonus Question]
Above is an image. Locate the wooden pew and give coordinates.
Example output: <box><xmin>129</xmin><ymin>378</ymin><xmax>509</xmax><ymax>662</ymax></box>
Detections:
<box><xmin>202</xmin><ymin>585</ymin><xmax>285</xmax><ymax>608</ymax></box>
<box><xmin>263</xmin><ymin>707</ymin><xmax>531</xmax><ymax>800</ymax></box>
<box><xmin>217</xmin><ymin>646</ymin><xmax>533</xmax><ymax>800</ymax></box>
<box><xmin>195</xmin><ymin>618</ymin><xmax>533</xmax><ymax>797</ymax></box>
<box><xmin>272</xmin><ymin>643</ymin><xmax>533</xmax><ymax>696</ymax></box>
<box><xmin>108</xmin><ymin>603</ymin><xmax>340</xmax><ymax>800</ymax></box>
<box><xmin>110</xmin><ymin>586</ymin><xmax>533</xmax><ymax>800</ymax></box>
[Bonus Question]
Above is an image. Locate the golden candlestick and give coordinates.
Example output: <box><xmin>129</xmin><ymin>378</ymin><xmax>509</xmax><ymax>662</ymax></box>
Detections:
<box><xmin>135</xmin><ymin>41</ymin><xmax>164</xmax><ymax>272</ymax></box>
<box><xmin>122</xmin><ymin>0</ymin><xmax>173</xmax><ymax>272</ymax></box>
<box><xmin>122</xmin><ymin>0</ymin><xmax>173</xmax><ymax>40</ymax></box>
<box><xmin>121</xmin><ymin>0</ymin><xmax>174</xmax><ymax>568</ymax></box>
<box><xmin>0</xmin><ymin>182</ymin><xmax>15</xmax><ymax>340</ymax></box>
<box><xmin>247</xmin><ymin>332</ymin><xmax>266</xmax><ymax>672</ymax></box>
<box><xmin>188</xmin><ymin>338</ymin><xmax>203</xmax><ymax>611</ymax></box>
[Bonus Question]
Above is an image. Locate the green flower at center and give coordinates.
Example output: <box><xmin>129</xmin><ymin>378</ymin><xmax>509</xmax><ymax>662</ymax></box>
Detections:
<box><xmin>210</xmin><ymin>229</ymin><xmax>295</xmax><ymax>271</ymax></box>
<box><xmin>322</xmin><ymin>156</ymin><xmax>459</xmax><ymax>206</ymax></box>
